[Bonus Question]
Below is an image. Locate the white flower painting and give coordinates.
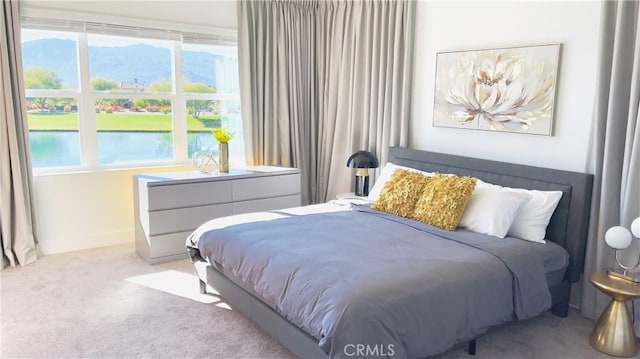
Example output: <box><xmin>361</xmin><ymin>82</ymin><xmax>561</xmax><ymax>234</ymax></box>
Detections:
<box><xmin>433</xmin><ymin>44</ymin><xmax>560</xmax><ymax>135</ymax></box>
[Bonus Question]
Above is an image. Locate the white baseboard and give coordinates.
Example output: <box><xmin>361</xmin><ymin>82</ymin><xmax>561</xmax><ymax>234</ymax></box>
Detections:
<box><xmin>36</xmin><ymin>229</ymin><xmax>134</xmax><ymax>256</ymax></box>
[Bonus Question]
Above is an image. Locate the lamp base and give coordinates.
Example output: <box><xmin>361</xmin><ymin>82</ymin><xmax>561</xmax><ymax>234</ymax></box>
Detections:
<box><xmin>354</xmin><ymin>175</ymin><xmax>370</xmax><ymax>197</ymax></box>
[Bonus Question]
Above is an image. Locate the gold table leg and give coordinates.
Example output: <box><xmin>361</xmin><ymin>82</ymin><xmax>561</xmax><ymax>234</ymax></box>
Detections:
<box><xmin>590</xmin><ymin>298</ymin><xmax>637</xmax><ymax>357</ymax></box>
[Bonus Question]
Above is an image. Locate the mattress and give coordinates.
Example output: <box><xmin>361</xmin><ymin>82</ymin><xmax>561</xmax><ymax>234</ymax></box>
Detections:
<box><xmin>187</xmin><ymin>203</ymin><xmax>568</xmax><ymax>358</ymax></box>
<box><xmin>530</xmin><ymin>236</ymin><xmax>569</xmax><ymax>286</ymax></box>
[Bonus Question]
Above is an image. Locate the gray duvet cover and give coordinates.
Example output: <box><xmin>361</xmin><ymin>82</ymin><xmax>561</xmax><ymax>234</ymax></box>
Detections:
<box><xmin>187</xmin><ymin>204</ymin><xmax>554</xmax><ymax>358</ymax></box>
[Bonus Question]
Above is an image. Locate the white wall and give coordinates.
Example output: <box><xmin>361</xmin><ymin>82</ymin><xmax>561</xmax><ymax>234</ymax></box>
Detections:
<box><xmin>34</xmin><ymin>166</ymin><xmax>191</xmax><ymax>255</ymax></box>
<box><xmin>20</xmin><ymin>0</ymin><xmax>238</xmax><ymax>255</ymax></box>
<box><xmin>411</xmin><ymin>1</ymin><xmax>602</xmax><ymax>172</ymax></box>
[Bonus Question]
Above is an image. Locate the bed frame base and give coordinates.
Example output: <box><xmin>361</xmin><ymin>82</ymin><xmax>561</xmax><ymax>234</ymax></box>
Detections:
<box><xmin>467</xmin><ymin>339</ymin><xmax>476</xmax><ymax>355</ymax></box>
<box><xmin>549</xmin><ymin>280</ymin><xmax>571</xmax><ymax>318</ymax></box>
<box><xmin>194</xmin><ymin>261</ymin><xmax>328</xmax><ymax>359</ymax></box>
<box><xmin>195</xmin><ymin>261</ymin><xmax>567</xmax><ymax>359</ymax></box>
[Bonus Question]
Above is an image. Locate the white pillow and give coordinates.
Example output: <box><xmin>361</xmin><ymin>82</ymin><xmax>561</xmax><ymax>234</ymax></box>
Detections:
<box><xmin>459</xmin><ymin>180</ymin><xmax>532</xmax><ymax>238</ymax></box>
<box><xmin>506</xmin><ymin>189</ymin><xmax>563</xmax><ymax>243</ymax></box>
<box><xmin>367</xmin><ymin>162</ymin><xmax>433</xmax><ymax>202</ymax></box>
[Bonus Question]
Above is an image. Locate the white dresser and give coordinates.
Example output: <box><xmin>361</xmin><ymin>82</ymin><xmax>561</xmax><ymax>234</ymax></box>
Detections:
<box><xmin>133</xmin><ymin>166</ymin><xmax>302</xmax><ymax>264</ymax></box>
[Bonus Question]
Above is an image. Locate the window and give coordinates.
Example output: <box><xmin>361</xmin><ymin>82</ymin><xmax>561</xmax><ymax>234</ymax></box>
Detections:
<box><xmin>22</xmin><ymin>30</ymin><xmax>81</xmax><ymax>167</ymax></box>
<box><xmin>21</xmin><ymin>23</ymin><xmax>243</xmax><ymax>171</ymax></box>
<box><xmin>182</xmin><ymin>43</ymin><xmax>242</xmax><ymax>164</ymax></box>
<box><xmin>87</xmin><ymin>34</ymin><xmax>175</xmax><ymax>165</ymax></box>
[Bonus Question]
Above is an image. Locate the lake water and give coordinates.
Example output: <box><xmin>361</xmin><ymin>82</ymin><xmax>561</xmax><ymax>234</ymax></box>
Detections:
<box><xmin>29</xmin><ymin>131</ymin><xmax>217</xmax><ymax>168</ymax></box>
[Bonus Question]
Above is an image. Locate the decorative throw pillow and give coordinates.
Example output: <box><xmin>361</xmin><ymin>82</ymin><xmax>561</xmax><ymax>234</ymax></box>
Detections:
<box><xmin>412</xmin><ymin>174</ymin><xmax>476</xmax><ymax>231</ymax></box>
<box><xmin>368</xmin><ymin>162</ymin><xmax>433</xmax><ymax>202</ymax></box>
<box><xmin>506</xmin><ymin>189</ymin><xmax>563</xmax><ymax>243</ymax></box>
<box><xmin>459</xmin><ymin>180</ymin><xmax>532</xmax><ymax>238</ymax></box>
<box><xmin>371</xmin><ymin>169</ymin><xmax>430</xmax><ymax>218</ymax></box>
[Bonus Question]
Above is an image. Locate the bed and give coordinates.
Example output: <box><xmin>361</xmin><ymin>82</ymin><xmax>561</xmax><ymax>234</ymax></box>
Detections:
<box><xmin>186</xmin><ymin>147</ymin><xmax>593</xmax><ymax>358</ymax></box>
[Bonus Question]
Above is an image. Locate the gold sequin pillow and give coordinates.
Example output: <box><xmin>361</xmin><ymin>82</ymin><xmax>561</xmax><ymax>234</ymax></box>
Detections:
<box><xmin>371</xmin><ymin>169</ymin><xmax>430</xmax><ymax>218</ymax></box>
<box><xmin>411</xmin><ymin>174</ymin><xmax>477</xmax><ymax>231</ymax></box>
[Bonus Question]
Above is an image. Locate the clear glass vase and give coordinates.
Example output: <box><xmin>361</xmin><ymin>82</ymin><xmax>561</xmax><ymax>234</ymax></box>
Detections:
<box><xmin>192</xmin><ymin>151</ymin><xmax>217</xmax><ymax>174</ymax></box>
<box><xmin>219</xmin><ymin>142</ymin><xmax>229</xmax><ymax>173</ymax></box>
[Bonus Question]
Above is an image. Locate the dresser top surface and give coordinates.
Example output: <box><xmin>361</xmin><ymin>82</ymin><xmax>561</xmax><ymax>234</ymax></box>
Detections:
<box><xmin>135</xmin><ymin>166</ymin><xmax>300</xmax><ymax>186</ymax></box>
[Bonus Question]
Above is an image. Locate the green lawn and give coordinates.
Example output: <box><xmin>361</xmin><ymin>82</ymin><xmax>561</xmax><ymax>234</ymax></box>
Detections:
<box><xmin>27</xmin><ymin>112</ymin><xmax>221</xmax><ymax>131</ymax></box>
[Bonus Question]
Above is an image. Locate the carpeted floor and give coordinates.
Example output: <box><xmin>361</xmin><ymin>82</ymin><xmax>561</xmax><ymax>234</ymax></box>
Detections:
<box><xmin>0</xmin><ymin>244</ymin><xmax>626</xmax><ymax>358</ymax></box>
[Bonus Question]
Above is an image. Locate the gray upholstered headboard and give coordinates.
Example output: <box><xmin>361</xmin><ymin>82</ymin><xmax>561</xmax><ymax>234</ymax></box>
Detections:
<box><xmin>387</xmin><ymin>147</ymin><xmax>594</xmax><ymax>283</ymax></box>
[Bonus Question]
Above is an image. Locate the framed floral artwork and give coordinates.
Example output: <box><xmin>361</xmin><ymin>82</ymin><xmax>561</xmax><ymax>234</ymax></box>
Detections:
<box><xmin>433</xmin><ymin>44</ymin><xmax>561</xmax><ymax>135</ymax></box>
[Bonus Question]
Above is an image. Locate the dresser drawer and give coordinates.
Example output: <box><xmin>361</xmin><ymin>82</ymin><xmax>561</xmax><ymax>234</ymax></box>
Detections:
<box><xmin>233</xmin><ymin>194</ymin><xmax>302</xmax><ymax>214</ymax></box>
<box><xmin>148</xmin><ymin>231</ymin><xmax>193</xmax><ymax>258</ymax></box>
<box><xmin>148</xmin><ymin>203</ymin><xmax>234</xmax><ymax>235</ymax></box>
<box><xmin>232</xmin><ymin>174</ymin><xmax>301</xmax><ymax>201</ymax></box>
<box><xmin>147</xmin><ymin>180</ymin><xmax>233</xmax><ymax>210</ymax></box>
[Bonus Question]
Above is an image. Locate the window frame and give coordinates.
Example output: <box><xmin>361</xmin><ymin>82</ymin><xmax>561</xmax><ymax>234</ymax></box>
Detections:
<box><xmin>22</xmin><ymin>23</ymin><xmax>241</xmax><ymax>174</ymax></box>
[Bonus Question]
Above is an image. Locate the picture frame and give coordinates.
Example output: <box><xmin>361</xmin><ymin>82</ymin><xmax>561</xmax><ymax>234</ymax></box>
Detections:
<box><xmin>433</xmin><ymin>44</ymin><xmax>561</xmax><ymax>136</ymax></box>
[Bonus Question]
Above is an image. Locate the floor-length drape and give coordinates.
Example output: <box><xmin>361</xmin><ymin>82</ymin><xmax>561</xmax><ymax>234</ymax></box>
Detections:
<box><xmin>581</xmin><ymin>0</ymin><xmax>640</xmax><ymax>334</ymax></box>
<box><xmin>0</xmin><ymin>0</ymin><xmax>38</xmax><ymax>269</ymax></box>
<box><xmin>316</xmin><ymin>0</ymin><xmax>414</xmax><ymax>201</ymax></box>
<box><xmin>238</xmin><ymin>0</ymin><xmax>318</xmax><ymax>204</ymax></box>
<box><xmin>238</xmin><ymin>0</ymin><xmax>415</xmax><ymax>204</ymax></box>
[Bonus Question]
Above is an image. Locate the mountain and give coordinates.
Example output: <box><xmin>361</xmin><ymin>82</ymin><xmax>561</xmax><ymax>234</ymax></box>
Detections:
<box><xmin>21</xmin><ymin>38</ymin><xmax>225</xmax><ymax>89</ymax></box>
<box><xmin>22</xmin><ymin>38</ymin><xmax>79</xmax><ymax>87</ymax></box>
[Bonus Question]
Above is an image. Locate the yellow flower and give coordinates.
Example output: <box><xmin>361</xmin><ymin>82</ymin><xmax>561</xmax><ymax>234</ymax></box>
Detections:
<box><xmin>212</xmin><ymin>127</ymin><xmax>232</xmax><ymax>143</ymax></box>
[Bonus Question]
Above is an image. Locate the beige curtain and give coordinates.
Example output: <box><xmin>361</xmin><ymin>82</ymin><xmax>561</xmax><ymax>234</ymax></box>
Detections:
<box><xmin>238</xmin><ymin>0</ymin><xmax>414</xmax><ymax>204</ymax></box>
<box><xmin>238</xmin><ymin>0</ymin><xmax>318</xmax><ymax>204</ymax></box>
<box><xmin>0</xmin><ymin>0</ymin><xmax>38</xmax><ymax>269</ymax></box>
<box><xmin>581</xmin><ymin>0</ymin><xmax>640</xmax><ymax>333</ymax></box>
<box><xmin>316</xmin><ymin>0</ymin><xmax>414</xmax><ymax>201</ymax></box>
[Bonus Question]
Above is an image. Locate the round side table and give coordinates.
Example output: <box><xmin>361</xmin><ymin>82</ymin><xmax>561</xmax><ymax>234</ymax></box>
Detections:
<box><xmin>589</xmin><ymin>272</ymin><xmax>640</xmax><ymax>357</ymax></box>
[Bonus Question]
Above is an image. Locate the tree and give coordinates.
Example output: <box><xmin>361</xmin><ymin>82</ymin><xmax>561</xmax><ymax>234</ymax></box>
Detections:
<box><xmin>92</xmin><ymin>79</ymin><xmax>129</xmax><ymax>109</ymax></box>
<box><xmin>184</xmin><ymin>83</ymin><xmax>216</xmax><ymax>119</ymax></box>
<box><xmin>149</xmin><ymin>80</ymin><xmax>172</xmax><ymax>93</ymax></box>
<box><xmin>133</xmin><ymin>99</ymin><xmax>148</xmax><ymax>109</ymax></box>
<box><xmin>147</xmin><ymin>80</ymin><xmax>171</xmax><ymax>107</ymax></box>
<box><xmin>24</xmin><ymin>67</ymin><xmax>62</xmax><ymax>110</ymax></box>
<box><xmin>91</xmin><ymin>77</ymin><xmax>119</xmax><ymax>91</ymax></box>
<box><xmin>184</xmin><ymin>83</ymin><xmax>216</xmax><ymax>93</ymax></box>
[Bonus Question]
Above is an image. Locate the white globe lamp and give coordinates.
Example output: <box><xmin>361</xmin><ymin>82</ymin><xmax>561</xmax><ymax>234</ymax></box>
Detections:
<box><xmin>631</xmin><ymin>217</ymin><xmax>640</xmax><ymax>238</ymax></box>
<box><xmin>605</xmin><ymin>217</ymin><xmax>640</xmax><ymax>279</ymax></box>
<box><xmin>605</xmin><ymin>226</ymin><xmax>633</xmax><ymax>249</ymax></box>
